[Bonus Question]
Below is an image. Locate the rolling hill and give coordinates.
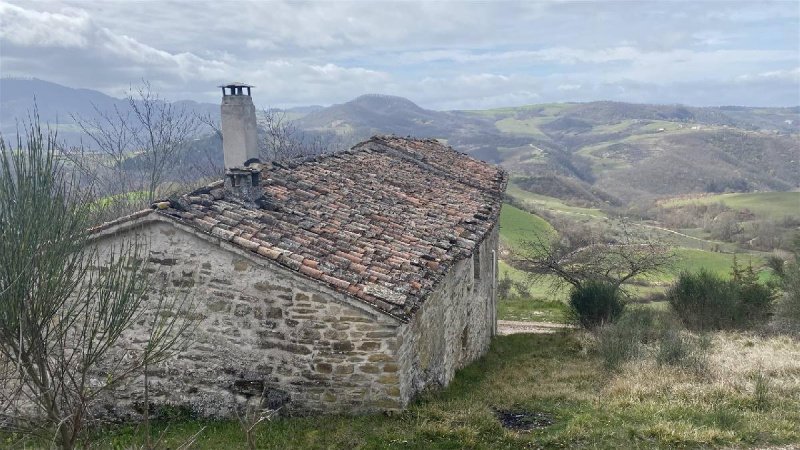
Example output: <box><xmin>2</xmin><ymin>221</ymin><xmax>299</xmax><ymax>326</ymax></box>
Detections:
<box><xmin>2</xmin><ymin>78</ymin><xmax>798</xmax><ymax>204</ymax></box>
<box><xmin>290</xmin><ymin>96</ymin><xmax>800</xmax><ymax>203</ymax></box>
<box><xmin>0</xmin><ymin>78</ymin><xmax>218</xmax><ymax>145</ymax></box>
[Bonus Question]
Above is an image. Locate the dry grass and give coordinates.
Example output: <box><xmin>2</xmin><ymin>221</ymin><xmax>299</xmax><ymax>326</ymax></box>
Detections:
<box><xmin>8</xmin><ymin>331</ymin><xmax>799</xmax><ymax>449</ymax></box>
<box><xmin>602</xmin><ymin>330</ymin><xmax>800</xmax><ymax>446</ymax></box>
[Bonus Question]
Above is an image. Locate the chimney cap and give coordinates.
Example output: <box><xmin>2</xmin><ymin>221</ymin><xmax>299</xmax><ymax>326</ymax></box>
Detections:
<box><xmin>219</xmin><ymin>81</ymin><xmax>253</xmax><ymax>88</ymax></box>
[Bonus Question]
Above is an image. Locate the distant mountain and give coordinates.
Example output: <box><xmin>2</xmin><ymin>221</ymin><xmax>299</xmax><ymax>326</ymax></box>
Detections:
<box><xmin>284</xmin><ymin>105</ymin><xmax>325</xmax><ymax>114</ymax></box>
<box><xmin>290</xmin><ymin>96</ymin><xmax>800</xmax><ymax>202</ymax></box>
<box><xmin>460</xmin><ymin>101</ymin><xmax>800</xmax><ymax>202</ymax></box>
<box><xmin>296</xmin><ymin>94</ymin><xmax>490</xmax><ymax>141</ymax></box>
<box><xmin>1</xmin><ymin>78</ymin><xmax>122</xmax><ymax>132</ymax></box>
<box><xmin>2</xmin><ymin>78</ymin><xmax>798</xmax><ymax>204</ymax></box>
<box><xmin>0</xmin><ymin>78</ymin><xmax>219</xmax><ymax>145</ymax></box>
<box><xmin>294</xmin><ymin>94</ymin><xmax>517</xmax><ymax>163</ymax></box>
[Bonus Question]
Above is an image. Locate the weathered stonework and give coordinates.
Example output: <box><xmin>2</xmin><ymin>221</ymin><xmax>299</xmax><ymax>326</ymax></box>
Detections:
<box><xmin>89</xmin><ymin>214</ymin><xmax>498</xmax><ymax>418</ymax></box>
<box><xmin>396</xmin><ymin>225</ymin><xmax>498</xmax><ymax>405</ymax></box>
<box><xmin>93</xmin><ymin>217</ymin><xmax>404</xmax><ymax>417</ymax></box>
<box><xmin>80</xmin><ymin>135</ymin><xmax>508</xmax><ymax>419</ymax></box>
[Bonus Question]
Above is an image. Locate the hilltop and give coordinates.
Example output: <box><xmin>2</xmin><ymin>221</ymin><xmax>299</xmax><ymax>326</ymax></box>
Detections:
<box><xmin>291</xmin><ymin>96</ymin><xmax>799</xmax><ymax>203</ymax></box>
<box><xmin>0</xmin><ymin>78</ymin><xmax>219</xmax><ymax>145</ymax></box>
<box><xmin>2</xmin><ymin>79</ymin><xmax>798</xmax><ymax>203</ymax></box>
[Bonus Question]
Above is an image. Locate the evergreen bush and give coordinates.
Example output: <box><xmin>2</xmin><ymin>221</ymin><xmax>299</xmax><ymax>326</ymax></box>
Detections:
<box><xmin>667</xmin><ymin>260</ymin><xmax>775</xmax><ymax>330</ymax></box>
<box><xmin>569</xmin><ymin>281</ymin><xmax>625</xmax><ymax>329</ymax></box>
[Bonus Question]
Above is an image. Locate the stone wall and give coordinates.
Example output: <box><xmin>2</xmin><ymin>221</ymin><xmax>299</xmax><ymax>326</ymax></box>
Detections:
<box><xmin>396</xmin><ymin>225</ymin><xmax>498</xmax><ymax>405</ymax></box>
<box><xmin>92</xmin><ymin>216</ymin><xmax>404</xmax><ymax>418</ymax></box>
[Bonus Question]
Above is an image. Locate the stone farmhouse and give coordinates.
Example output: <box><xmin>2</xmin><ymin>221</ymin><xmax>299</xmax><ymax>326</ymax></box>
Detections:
<box><xmin>90</xmin><ymin>83</ymin><xmax>507</xmax><ymax>416</ymax></box>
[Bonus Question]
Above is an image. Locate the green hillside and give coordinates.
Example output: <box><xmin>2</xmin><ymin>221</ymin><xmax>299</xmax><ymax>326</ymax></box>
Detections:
<box><xmin>661</xmin><ymin>192</ymin><xmax>800</xmax><ymax>220</ymax></box>
<box><xmin>498</xmin><ymin>204</ymin><xmax>554</xmax><ymax>248</ymax></box>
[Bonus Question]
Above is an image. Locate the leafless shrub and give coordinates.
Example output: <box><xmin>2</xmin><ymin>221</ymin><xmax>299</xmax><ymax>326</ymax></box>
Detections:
<box><xmin>235</xmin><ymin>395</ymin><xmax>278</xmax><ymax>450</ymax></box>
<box><xmin>515</xmin><ymin>219</ymin><xmax>674</xmax><ymax>295</ymax></box>
<box><xmin>0</xmin><ymin>115</ymin><xmax>193</xmax><ymax>449</ymax></box>
<box><xmin>71</xmin><ymin>80</ymin><xmax>203</xmax><ymax>212</ymax></box>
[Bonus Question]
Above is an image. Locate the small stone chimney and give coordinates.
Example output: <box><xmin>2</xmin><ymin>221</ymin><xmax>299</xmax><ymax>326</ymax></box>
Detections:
<box><xmin>220</xmin><ymin>82</ymin><xmax>262</xmax><ymax>203</ymax></box>
<box><xmin>220</xmin><ymin>82</ymin><xmax>259</xmax><ymax>170</ymax></box>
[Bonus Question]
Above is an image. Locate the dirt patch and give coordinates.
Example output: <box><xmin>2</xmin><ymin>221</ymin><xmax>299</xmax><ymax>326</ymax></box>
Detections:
<box><xmin>497</xmin><ymin>320</ymin><xmax>576</xmax><ymax>335</ymax></box>
<box><xmin>494</xmin><ymin>408</ymin><xmax>554</xmax><ymax>431</ymax></box>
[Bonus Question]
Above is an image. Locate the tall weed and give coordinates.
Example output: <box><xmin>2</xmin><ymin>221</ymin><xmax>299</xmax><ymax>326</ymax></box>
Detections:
<box><xmin>656</xmin><ymin>329</ymin><xmax>709</xmax><ymax>373</ymax></box>
<box><xmin>752</xmin><ymin>370</ymin><xmax>771</xmax><ymax>411</ymax></box>
<box><xmin>594</xmin><ymin>308</ymin><xmax>671</xmax><ymax>370</ymax></box>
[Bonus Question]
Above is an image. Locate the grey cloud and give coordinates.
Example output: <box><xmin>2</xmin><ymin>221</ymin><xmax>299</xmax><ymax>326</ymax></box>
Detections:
<box><xmin>1</xmin><ymin>0</ymin><xmax>798</xmax><ymax>109</ymax></box>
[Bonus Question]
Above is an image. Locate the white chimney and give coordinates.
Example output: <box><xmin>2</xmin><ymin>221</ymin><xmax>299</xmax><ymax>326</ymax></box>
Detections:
<box><xmin>220</xmin><ymin>82</ymin><xmax>259</xmax><ymax>170</ymax></box>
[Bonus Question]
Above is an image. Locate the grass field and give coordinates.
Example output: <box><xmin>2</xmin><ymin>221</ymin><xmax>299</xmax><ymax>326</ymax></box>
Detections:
<box><xmin>460</xmin><ymin>102</ymin><xmax>572</xmax><ymax>119</ymax></box>
<box><xmin>494</xmin><ymin>117</ymin><xmax>549</xmax><ymax>138</ymax></box>
<box><xmin>497</xmin><ymin>296</ymin><xmax>569</xmax><ymax>323</ymax></box>
<box><xmin>661</xmin><ymin>192</ymin><xmax>800</xmax><ymax>221</ymax></box>
<box><xmin>506</xmin><ymin>182</ymin><xmax>607</xmax><ymax>218</ymax></box>
<box><xmin>72</xmin><ymin>330</ymin><xmax>800</xmax><ymax>450</ymax></box>
<box><xmin>498</xmin><ymin>203</ymin><xmax>554</xmax><ymax>248</ymax></box>
<box><xmin>672</xmin><ymin>248</ymin><xmax>758</xmax><ymax>277</ymax></box>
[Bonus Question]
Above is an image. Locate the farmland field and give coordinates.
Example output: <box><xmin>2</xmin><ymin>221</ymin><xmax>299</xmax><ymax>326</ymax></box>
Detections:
<box><xmin>498</xmin><ymin>203</ymin><xmax>554</xmax><ymax>248</ymax></box>
<box><xmin>660</xmin><ymin>192</ymin><xmax>800</xmax><ymax>220</ymax></box>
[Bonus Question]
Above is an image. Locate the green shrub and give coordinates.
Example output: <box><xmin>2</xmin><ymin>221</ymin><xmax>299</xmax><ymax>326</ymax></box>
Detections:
<box><xmin>667</xmin><ymin>270</ymin><xmax>733</xmax><ymax>330</ymax></box>
<box><xmin>594</xmin><ymin>308</ymin><xmax>709</xmax><ymax>372</ymax></box>
<box><xmin>731</xmin><ymin>260</ymin><xmax>775</xmax><ymax>327</ymax></box>
<box><xmin>667</xmin><ymin>265</ymin><xmax>775</xmax><ymax>330</ymax></box>
<box><xmin>771</xmin><ymin>252</ymin><xmax>800</xmax><ymax>330</ymax></box>
<box><xmin>779</xmin><ymin>263</ymin><xmax>800</xmax><ymax>328</ymax></box>
<box><xmin>569</xmin><ymin>281</ymin><xmax>625</xmax><ymax>329</ymax></box>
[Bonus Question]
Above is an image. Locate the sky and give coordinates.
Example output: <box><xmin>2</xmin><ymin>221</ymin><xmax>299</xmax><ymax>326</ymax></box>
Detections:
<box><xmin>1</xmin><ymin>0</ymin><xmax>799</xmax><ymax>110</ymax></box>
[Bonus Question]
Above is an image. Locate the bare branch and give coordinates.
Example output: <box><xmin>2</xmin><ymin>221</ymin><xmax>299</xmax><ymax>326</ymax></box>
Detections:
<box><xmin>514</xmin><ymin>216</ymin><xmax>674</xmax><ymax>294</ymax></box>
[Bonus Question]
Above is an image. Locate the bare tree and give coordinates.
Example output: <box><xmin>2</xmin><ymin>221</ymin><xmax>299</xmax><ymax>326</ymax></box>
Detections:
<box><xmin>260</xmin><ymin>108</ymin><xmax>331</xmax><ymax>162</ymax></box>
<box><xmin>516</xmin><ymin>219</ymin><xmax>674</xmax><ymax>294</ymax></box>
<box><xmin>71</xmin><ymin>81</ymin><xmax>202</xmax><ymax>210</ymax></box>
<box><xmin>0</xmin><ymin>117</ymin><xmax>192</xmax><ymax>449</ymax></box>
<box><xmin>127</xmin><ymin>82</ymin><xmax>201</xmax><ymax>202</ymax></box>
<box><xmin>192</xmin><ymin>112</ymin><xmax>225</xmax><ymax>179</ymax></box>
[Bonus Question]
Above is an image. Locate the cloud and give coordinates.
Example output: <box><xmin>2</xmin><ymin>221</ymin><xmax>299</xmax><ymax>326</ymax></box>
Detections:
<box><xmin>1</xmin><ymin>0</ymin><xmax>798</xmax><ymax>108</ymax></box>
<box><xmin>736</xmin><ymin>67</ymin><xmax>800</xmax><ymax>83</ymax></box>
<box><xmin>0</xmin><ymin>1</ymin><xmax>390</xmax><ymax>105</ymax></box>
<box><xmin>0</xmin><ymin>2</ymin><xmax>90</xmax><ymax>48</ymax></box>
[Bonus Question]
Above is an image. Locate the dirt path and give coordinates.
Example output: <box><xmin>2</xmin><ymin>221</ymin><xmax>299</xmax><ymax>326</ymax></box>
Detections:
<box><xmin>497</xmin><ymin>320</ymin><xmax>576</xmax><ymax>335</ymax></box>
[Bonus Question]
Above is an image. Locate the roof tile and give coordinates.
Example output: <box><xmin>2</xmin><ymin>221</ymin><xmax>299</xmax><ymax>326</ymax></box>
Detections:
<box><xmin>154</xmin><ymin>136</ymin><xmax>506</xmax><ymax>321</ymax></box>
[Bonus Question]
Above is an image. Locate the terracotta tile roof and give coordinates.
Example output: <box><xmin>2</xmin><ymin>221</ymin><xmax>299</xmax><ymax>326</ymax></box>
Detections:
<box><xmin>154</xmin><ymin>136</ymin><xmax>506</xmax><ymax>321</ymax></box>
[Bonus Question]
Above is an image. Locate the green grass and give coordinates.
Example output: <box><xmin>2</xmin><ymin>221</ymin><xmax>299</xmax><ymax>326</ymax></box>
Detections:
<box><xmin>661</xmin><ymin>192</ymin><xmax>800</xmax><ymax>221</ymax></box>
<box><xmin>671</xmin><ymin>248</ymin><xmax>766</xmax><ymax>280</ymax></box>
<box><xmin>60</xmin><ymin>331</ymin><xmax>800</xmax><ymax>450</ymax></box>
<box><xmin>498</xmin><ymin>261</ymin><xmax>570</xmax><ymax>322</ymax></box>
<box><xmin>498</xmin><ymin>203</ymin><xmax>554</xmax><ymax>248</ymax></box>
<box><xmin>499</xmin><ymin>261</ymin><xmax>566</xmax><ymax>301</ymax></box>
<box><xmin>494</xmin><ymin>117</ymin><xmax>549</xmax><ymax>138</ymax></box>
<box><xmin>506</xmin><ymin>181</ymin><xmax>607</xmax><ymax>218</ymax></box>
<box><xmin>497</xmin><ymin>296</ymin><xmax>570</xmax><ymax>323</ymax></box>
